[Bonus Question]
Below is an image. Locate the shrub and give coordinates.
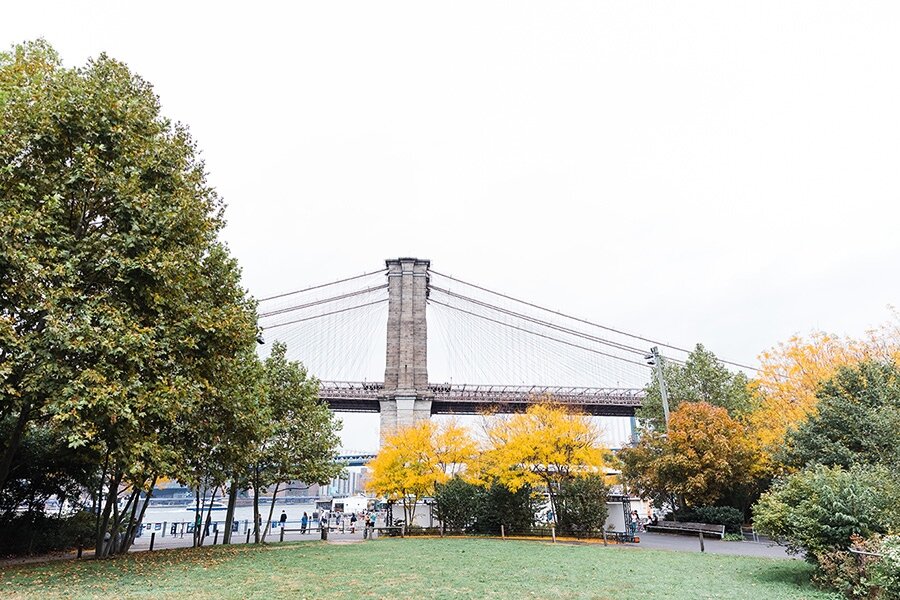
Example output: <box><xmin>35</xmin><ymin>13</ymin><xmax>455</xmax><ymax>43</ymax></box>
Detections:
<box><xmin>0</xmin><ymin>511</ymin><xmax>95</xmax><ymax>556</ymax></box>
<box><xmin>753</xmin><ymin>464</ymin><xmax>900</xmax><ymax>559</ymax></box>
<box><xmin>555</xmin><ymin>475</ymin><xmax>609</xmax><ymax>536</ymax></box>
<box><xmin>681</xmin><ymin>506</ymin><xmax>744</xmax><ymax>533</ymax></box>
<box><xmin>667</xmin><ymin>505</ymin><xmax>744</xmax><ymax>533</ymax></box>
<box><xmin>871</xmin><ymin>535</ymin><xmax>900</xmax><ymax>600</ymax></box>
<box><xmin>471</xmin><ymin>483</ymin><xmax>541</xmax><ymax>535</ymax></box>
<box><xmin>816</xmin><ymin>534</ymin><xmax>900</xmax><ymax>600</ymax></box>
<box><xmin>434</xmin><ymin>477</ymin><xmax>480</xmax><ymax>531</ymax></box>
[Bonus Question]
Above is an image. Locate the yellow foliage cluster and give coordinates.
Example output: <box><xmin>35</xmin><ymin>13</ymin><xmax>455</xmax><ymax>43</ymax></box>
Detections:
<box><xmin>747</xmin><ymin>322</ymin><xmax>900</xmax><ymax>472</ymax></box>
<box><xmin>366</xmin><ymin>403</ymin><xmax>613</xmax><ymax>521</ymax></box>
<box><xmin>366</xmin><ymin>420</ymin><xmax>477</xmax><ymax>522</ymax></box>
<box><xmin>478</xmin><ymin>403</ymin><xmax>614</xmax><ymax>492</ymax></box>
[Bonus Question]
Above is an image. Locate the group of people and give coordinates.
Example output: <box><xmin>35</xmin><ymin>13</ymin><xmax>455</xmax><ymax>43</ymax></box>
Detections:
<box><xmin>272</xmin><ymin>509</ymin><xmax>380</xmax><ymax>536</ymax></box>
<box><xmin>628</xmin><ymin>510</ymin><xmax>658</xmax><ymax>534</ymax></box>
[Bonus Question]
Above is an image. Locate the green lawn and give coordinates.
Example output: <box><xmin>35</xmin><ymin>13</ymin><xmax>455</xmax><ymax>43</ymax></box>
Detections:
<box><xmin>0</xmin><ymin>538</ymin><xmax>837</xmax><ymax>600</ymax></box>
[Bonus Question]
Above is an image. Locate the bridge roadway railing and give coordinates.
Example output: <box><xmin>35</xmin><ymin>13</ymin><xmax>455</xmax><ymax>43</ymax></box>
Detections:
<box><xmin>318</xmin><ymin>381</ymin><xmax>644</xmax><ymax>415</ymax></box>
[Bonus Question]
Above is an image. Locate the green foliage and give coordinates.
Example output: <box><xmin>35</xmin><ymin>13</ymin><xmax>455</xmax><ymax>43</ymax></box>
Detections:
<box><xmin>0</xmin><ymin>417</ymin><xmax>99</xmax><ymax>513</ymax></box>
<box><xmin>253</xmin><ymin>342</ymin><xmax>343</xmax><ymax>541</ymax></box>
<box><xmin>471</xmin><ymin>483</ymin><xmax>541</xmax><ymax>535</ymax></box>
<box><xmin>780</xmin><ymin>361</ymin><xmax>900</xmax><ymax>472</ymax></box>
<box><xmin>436</xmin><ymin>474</ymin><xmax>611</xmax><ymax>536</ymax></box>
<box><xmin>670</xmin><ymin>506</ymin><xmax>744</xmax><ymax>533</ymax></box>
<box><xmin>257</xmin><ymin>342</ymin><xmax>343</xmax><ymax>487</ymax></box>
<box><xmin>434</xmin><ymin>477</ymin><xmax>481</xmax><ymax>531</ymax></box>
<box><xmin>753</xmin><ymin>464</ymin><xmax>900</xmax><ymax>559</ymax></box>
<box><xmin>0</xmin><ymin>40</ymin><xmax>290</xmax><ymax>557</ymax></box>
<box><xmin>0</xmin><ymin>510</ymin><xmax>95</xmax><ymax>555</ymax></box>
<box><xmin>555</xmin><ymin>474</ymin><xmax>609</xmax><ymax>536</ymax></box>
<box><xmin>638</xmin><ymin>344</ymin><xmax>753</xmax><ymax>428</ymax></box>
<box><xmin>0</xmin><ymin>38</ymin><xmax>259</xmax><ymax>483</ymax></box>
<box><xmin>872</xmin><ymin>535</ymin><xmax>900</xmax><ymax>600</ymax></box>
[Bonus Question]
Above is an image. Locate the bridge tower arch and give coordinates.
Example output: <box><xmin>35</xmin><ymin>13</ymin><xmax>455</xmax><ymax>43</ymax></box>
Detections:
<box><xmin>379</xmin><ymin>258</ymin><xmax>433</xmax><ymax>444</ymax></box>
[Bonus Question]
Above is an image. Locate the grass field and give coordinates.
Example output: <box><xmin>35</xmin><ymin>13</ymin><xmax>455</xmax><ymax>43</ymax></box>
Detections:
<box><xmin>0</xmin><ymin>537</ymin><xmax>838</xmax><ymax>600</ymax></box>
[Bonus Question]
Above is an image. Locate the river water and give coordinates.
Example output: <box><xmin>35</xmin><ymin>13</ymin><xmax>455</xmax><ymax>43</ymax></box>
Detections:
<box><xmin>139</xmin><ymin>501</ymin><xmax>325</xmax><ymax>534</ymax></box>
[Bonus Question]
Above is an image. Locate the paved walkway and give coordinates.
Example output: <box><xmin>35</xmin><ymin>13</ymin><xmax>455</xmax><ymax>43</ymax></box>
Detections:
<box><xmin>624</xmin><ymin>531</ymin><xmax>792</xmax><ymax>558</ymax></box>
<box><xmin>129</xmin><ymin>527</ymin><xmax>368</xmax><ymax>551</ymax></box>
<box><xmin>131</xmin><ymin>529</ymin><xmax>792</xmax><ymax>558</ymax></box>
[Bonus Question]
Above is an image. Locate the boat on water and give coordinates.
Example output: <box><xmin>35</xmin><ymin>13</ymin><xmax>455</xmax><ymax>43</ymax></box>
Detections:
<box><xmin>186</xmin><ymin>501</ymin><xmax>227</xmax><ymax>511</ymax></box>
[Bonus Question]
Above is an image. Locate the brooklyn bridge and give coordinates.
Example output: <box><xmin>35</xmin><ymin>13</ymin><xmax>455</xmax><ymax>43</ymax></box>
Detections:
<box><xmin>256</xmin><ymin>258</ymin><xmax>699</xmax><ymax>446</ymax></box>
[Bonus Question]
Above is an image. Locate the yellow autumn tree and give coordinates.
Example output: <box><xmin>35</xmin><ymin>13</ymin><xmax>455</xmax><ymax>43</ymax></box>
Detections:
<box><xmin>748</xmin><ymin>323</ymin><xmax>900</xmax><ymax>473</ymax></box>
<box><xmin>366</xmin><ymin>420</ymin><xmax>476</xmax><ymax>524</ymax></box>
<box><xmin>477</xmin><ymin>402</ymin><xmax>614</xmax><ymax>522</ymax></box>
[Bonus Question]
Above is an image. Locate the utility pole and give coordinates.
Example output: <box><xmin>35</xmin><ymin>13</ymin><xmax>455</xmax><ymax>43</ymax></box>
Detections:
<box><xmin>646</xmin><ymin>346</ymin><xmax>671</xmax><ymax>430</ymax></box>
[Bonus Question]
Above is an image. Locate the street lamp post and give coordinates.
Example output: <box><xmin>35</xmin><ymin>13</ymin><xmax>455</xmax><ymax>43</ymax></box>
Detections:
<box><xmin>645</xmin><ymin>346</ymin><xmax>671</xmax><ymax>430</ymax></box>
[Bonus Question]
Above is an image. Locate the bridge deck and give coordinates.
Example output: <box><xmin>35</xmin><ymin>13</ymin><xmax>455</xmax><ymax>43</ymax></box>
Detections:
<box><xmin>319</xmin><ymin>381</ymin><xmax>643</xmax><ymax>417</ymax></box>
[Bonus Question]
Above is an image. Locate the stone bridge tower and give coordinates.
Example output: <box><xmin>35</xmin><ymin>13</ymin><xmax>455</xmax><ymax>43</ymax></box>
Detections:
<box><xmin>379</xmin><ymin>258</ymin><xmax>432</xmax><ymax>444</ymax></box>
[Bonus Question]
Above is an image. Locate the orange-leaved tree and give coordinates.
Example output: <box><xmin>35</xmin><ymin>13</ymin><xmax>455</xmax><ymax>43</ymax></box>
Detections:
<box><xmin>366</xmin><ymin>420</ymin><xmax>476</xmax><ymax>524</ymax></box>
<box><xmin>476</xmin><ymin>402</ymin><xmax>614</xmax><ymax>523</ymax></box>
<box><xmin>620</xmin><ymin>401</ymin><xmax>758</xmax><ymax>510</ymax></box>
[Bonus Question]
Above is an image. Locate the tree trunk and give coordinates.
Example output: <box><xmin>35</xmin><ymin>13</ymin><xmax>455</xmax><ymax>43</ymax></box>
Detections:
<box><xmin>223</xmin><ymin>480</ymin><xmax>239</xmax><ymax>544</ymax></box>
<box><xmin>109</xmin><ymin>488</ymin><xmax>123</xmax><ymax>556</ymax></box>
<box><xmin>122</xmin><ymin>477</ymin><xmax>156</xmax><ymax>553</ymax></box>
<box><xmin>94</xmin><ymin>471</ymin><xmax>122</xmax><ymax>559</ymax></box>
<box><xmin>261</xmin><ymin>482</ymin><xmax>280</xmax><ymax>543</ymax></box>
<box><xmin>545</xmin><ymin>476</ymin><xmax>560</xmax><ymax>525</ymax></box>
<box><xmin>93</xmin><ymin>450</ymin><xmax>110</xmax><ymax>549</ymax></box>
<box><xmin>253</xmin><ymin>465</ymin><xmax>261</xmax><ymax>543</ymax></box>
<box><xmin>407</xmin><ymin>495</ymin><xmax>418</xmax><ymax>525</ymax></box>
<box><xmin>200</xmin><ymin>486</ymin><xmax>219</xmax><ymax>546</ymax></box>
<box><xmin>0</xmin><ymin>403</ymin><xmax>31</xmax><ymax>494</ymax></box>
<box><xmin>194</xmin><ymin>488</ymin><xmax>202</xmax><ymax>547</ymax></box>
<box><xmin>114</xmin><ymin>486</ymin><xmax>140</xmax><ymax>554</ymax></box>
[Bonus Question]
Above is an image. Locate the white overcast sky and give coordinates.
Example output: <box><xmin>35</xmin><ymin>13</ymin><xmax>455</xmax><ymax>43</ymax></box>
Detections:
<box><xmin>5</xmin><ymin>2</ymin><xmax>900</xmax><ymax>450</ymax></box>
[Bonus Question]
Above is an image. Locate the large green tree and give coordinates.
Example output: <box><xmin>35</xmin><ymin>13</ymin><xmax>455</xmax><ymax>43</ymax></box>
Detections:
<box><xmin>0</xmin><ymin>41</ymin><xmax>259</xmax><ymax>556</ymax></box>
<box><xmin>638</xmin><ymin>344</ymin><xmax>753</xmax><ymax>428</ymax></box>
<box><xmin>173</xmin><ymin>345</ymin><xmax>268</xmax><ymax>548</ymax></box>
<box><xmin>779</xmin><ymin>360</ymin><xmax>900</xmax><ymax>472</ymax></box>
<box><xmin>254</xmin><ymin>342</ymin><xmax>343</xmax><ymax>542</ymax></box>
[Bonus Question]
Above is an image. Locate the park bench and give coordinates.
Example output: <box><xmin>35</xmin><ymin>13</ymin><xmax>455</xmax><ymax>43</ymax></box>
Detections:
<box><xmin>645</xmin><ymin>521</ymin><xmax>725</xmax><ymax>538</ymax></box>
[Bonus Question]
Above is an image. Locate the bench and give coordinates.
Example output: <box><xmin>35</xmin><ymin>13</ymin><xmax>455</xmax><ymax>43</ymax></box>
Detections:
<box><xmin>645</xmin><ymin>521</ymin><xmax>725</xmax><ymax>538</ymax></box>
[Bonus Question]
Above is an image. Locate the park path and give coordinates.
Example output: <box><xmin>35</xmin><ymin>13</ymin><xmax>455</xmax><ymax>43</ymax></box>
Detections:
<box><xmin>625</xmin><ymin>531</ymin><xmax>792</xmax><ymax>558</ymax></box>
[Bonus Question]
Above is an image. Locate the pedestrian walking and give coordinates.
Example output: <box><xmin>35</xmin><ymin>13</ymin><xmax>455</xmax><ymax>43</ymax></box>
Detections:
<box><xmin>301</xmin><ymin>512</ymin><xmax>309</xmax><ymax>534</ymax></box>
<box><xmin>350</xmin><ymin>512</ymin><xmax>357</xmax><ymax>533</ymax></box>
<box><xmin>279</xmin><ymin>511</ymin><xmax>287</xmax><ymax>527</ymax></box>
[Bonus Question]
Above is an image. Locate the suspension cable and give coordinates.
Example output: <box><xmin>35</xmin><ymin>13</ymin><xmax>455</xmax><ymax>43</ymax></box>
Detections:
<box><xmin>258</xmin><ymin>284</ymin><xmax>388</xmax><ymax>318</ymax></box>
<box><xmin>430</xmin><ymin>269</ymin><xmax>756</xmax><ymax>371</ymax></box>
<box><xmin>259</xmin><ymin>299</ymin><xmax>389</xmax><ymax>330</ymax></box>
<box><xmin>258</xmin><ymin>268</ymin><xmax>387</xmax><ymax>303</ymax></box>
<box><xmin>429</xmin><ymin>284</ymin><xmax>682</xmax><ymax>362</ymax></box>
<box><xmin>428</xmin><ymin>298</ymin><xmax>652</xmax><ymax>369</ymax></box>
